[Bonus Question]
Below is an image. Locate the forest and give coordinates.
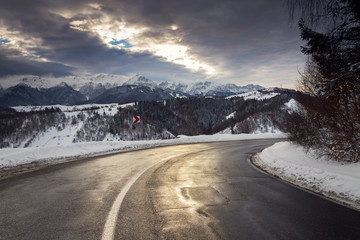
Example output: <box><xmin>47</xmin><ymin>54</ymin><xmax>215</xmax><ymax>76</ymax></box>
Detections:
<box><xmin>0</xmin><ymin>88</ymin><xmax>305</xmax><ymax>149</ymax></box>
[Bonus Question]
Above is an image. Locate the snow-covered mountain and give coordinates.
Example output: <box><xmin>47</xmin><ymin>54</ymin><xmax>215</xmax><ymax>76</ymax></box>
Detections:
<box><xmin>0</xmin><ymin>73</ymin><xmax>145</xmax><ymax>90</ymax></box>
<box><xmin>157</xmin><ymin>80</ymin><xmax>263</xmax><ymax>96</ymax></box>
<box><xmin>1</xmin><ymin>73</ymin><xmax>263</xmax><ymax>96</ymax></box>
<box><xmin>92</xmin><ymin>85</ymin><xmax>188</xmax><ymax>104</ymax></box>
<box><xmin>184</xmin><ymin>81</ymin><xmax>263</xmax><ymax>96</ymax></box>
<box><xmin>124</xmin><ymin>75</ymin><xmax>264</xmax><ymax>96</ymax></box>
<box><xmin>69</xmin><ymin>74</ymin><xmax>123</xmax><ymax>90</ymax></box>
<box><xmin>0</xmin><ymin>73</ymin><xmax>266</xmax><ymax>106</ymax></box>
<box><xmin>122</xmin><ymin>74</ymin><xmax>158</xmax><ymax>88</ymax></box>
<box><xmin>78</xmin><ymin>82</ymin><xmax>107</xmax><ymax>100</ymax></box>
<box><xmin>0</xmin><ymin>82</ymin><xmax>87</xmax><ymax>106</ymax></box>
<box><xmin>158</xmin><ymin>81</ymin><xmax>189</xmax><ymax>92</ymax></box>
<box><xmin>0</xmin><ymin>73</ymin><xmax>127</xmax><ymax>90</ymax></box>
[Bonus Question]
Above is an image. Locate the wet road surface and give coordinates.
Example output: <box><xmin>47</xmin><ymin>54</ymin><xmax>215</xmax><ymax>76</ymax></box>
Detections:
<box><xmin>1</xmin><ymin>139</ymin><xmax>360</xmax><ymax>239</ymax></box>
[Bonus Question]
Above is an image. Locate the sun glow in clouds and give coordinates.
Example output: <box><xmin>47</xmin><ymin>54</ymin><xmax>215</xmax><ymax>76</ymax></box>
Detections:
<box><xmin>69</xmin><ymin>18</ymin><xmax>143</xmax><ymax>42</ymax></box>
<box><xmin>131</xmin><ymin>43</ymin><xmax>215</xmax><ymax>75</ymax></box>
<box><xmin>135</xmin><ymin>41</ymin><xmax>215</xmax><ymax>75</ymax></box>
<box><xmin>170</xmin><ymin>24</ymin><xmax>178</xmax><ymax>31</ymax></box>
<box><xmin>69</xmin><ymin>17</ymin><xmax>215</xmax><ymax>75</ymax></box>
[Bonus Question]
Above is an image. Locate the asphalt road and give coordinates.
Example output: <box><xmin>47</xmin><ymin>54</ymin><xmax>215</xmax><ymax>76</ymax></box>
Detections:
<box><xmin>0</xmin><ymin>139</ymin><xmax>359</xmax><ymax>240</ymax></box>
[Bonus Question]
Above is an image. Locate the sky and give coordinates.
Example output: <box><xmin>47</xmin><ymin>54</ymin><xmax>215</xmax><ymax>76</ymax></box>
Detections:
<box><xmin>0</xmin><ymin>0</ymin><xmax>305</xmax><ymax>88</ymax></box>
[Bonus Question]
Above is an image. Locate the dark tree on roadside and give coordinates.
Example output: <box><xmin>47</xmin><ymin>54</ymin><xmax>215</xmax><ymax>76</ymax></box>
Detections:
<box><xmin>287</xmin><ymin>0</ymin><xmax>360</xmax><ymax>162</ymax></box>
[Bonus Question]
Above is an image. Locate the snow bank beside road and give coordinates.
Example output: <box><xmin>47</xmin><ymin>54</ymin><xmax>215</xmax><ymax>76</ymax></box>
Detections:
<box><xmin>252</xmin><ymin>142</ymin><xmax>360</xmax><ymax>211</ymax></box>
<box><xmin>0</xmin><ymin>133</ymin><xmax>285</xmax><ymax>168</ymax></box>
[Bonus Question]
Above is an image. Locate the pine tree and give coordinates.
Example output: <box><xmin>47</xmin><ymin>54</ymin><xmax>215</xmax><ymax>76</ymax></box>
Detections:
<box><xmin>294</xmin><ymin>0</ymin><xmax>360</xmax><ymax>162</ymax></box>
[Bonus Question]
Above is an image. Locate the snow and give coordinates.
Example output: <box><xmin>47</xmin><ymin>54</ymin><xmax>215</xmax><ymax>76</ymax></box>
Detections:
<box><xmin>218</xmin><ymin>127</ymin><xmax>232</xmax><ymax>134</ymax></box>
<box><xmin>8</xmin><ymin>103</ymin><xmax>135</xmax><ymax>148</ymax></box>
<box><xmin>226</xmin><ymin>90</ymin><xmax>280</xmax><ymax>100</ymax></box>
<box><xmin>0</xmin><ymin>73</ymin><xmax>129</xmax><ymax>90</ymax></box>
<box><xmin>0</xmin><ymin>133</ymin><xmax>285</xmax><ymax>168</ymax></box>
<box><xmin>252</xmin><ymin>123</ymin><xmax>282</xmax><ymax>134</ymax></box>
<box><xmin>175</xmin><ymin>94</ymin><xmax>187</xmax><ymax>98</ymax></box>
<box><xmin>282</xmin><ymin>98</ymin><xmax>303</xmax><ymax>114</ymax></box>
<box><xmin>123</xmin><ymin>74</ymin><xmax>158</xmax><ymax>88</ymax></box>
<box><xmin>225</xmin><ymin>112</ymin><xmax>235</xmax><ymax>120</ymax></box>
<box><xmin>28</xmin><ymin>123</ymin><xmax>83</xmax><ymax>147</ymax></box>
<box><xmin>253</xmin><ymin>141</ymin><xmax>360</xmax><ymax>210</ymax></box>
<box><xmin>1</xmin><ymin>74</ymin><xmax>264</xmax><ymax>99</ymax></box>
<box><xmin>11</xmin><ymin>103</ymin><xmax>134</xmax><ymax>117</ymax></box>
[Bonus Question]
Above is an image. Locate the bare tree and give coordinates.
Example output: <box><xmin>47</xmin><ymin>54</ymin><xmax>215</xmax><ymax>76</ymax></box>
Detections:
<box><xmin>287</xmin><ymin>0</ymin><xmax>360</xmax><ymax>162</ymax></box>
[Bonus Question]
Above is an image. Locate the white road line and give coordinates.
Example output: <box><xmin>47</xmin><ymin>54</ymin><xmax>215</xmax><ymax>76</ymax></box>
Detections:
<box><xmin>101</xmin><ymin>159</ymin><xmax>163</xmax><ymax>240</ymax></box>
<box><xmin>101</xmin><ymin>147</ymin><xmax>212</xmax><ymax>240</ymax></box>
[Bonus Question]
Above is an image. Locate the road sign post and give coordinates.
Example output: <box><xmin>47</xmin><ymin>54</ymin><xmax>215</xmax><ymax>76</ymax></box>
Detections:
<box><xmin>133</xmin><ymin>116</ymin><xmax>140</xmax><ymax>124</ymax></box>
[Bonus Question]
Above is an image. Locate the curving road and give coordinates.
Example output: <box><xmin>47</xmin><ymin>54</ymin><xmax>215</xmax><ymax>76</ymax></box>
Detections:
<box><xmin>0</xmin><ymin>139</ymin><xmax>359</xmax><ymax>240</ymax></box>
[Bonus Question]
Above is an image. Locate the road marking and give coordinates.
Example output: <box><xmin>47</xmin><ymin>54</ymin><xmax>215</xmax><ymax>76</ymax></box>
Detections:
<box><xmin>101</xmin><ymin>159</ymin><xmax>163</xmax><ymax>240</ymax></box>
<box><xmin>101</xmin><ymin>147</ymin><xmax>214</xmax><ymax>240</ymax></box>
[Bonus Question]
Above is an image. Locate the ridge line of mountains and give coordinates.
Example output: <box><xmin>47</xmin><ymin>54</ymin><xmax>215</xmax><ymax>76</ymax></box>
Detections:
<box><xmin>0</xmin><ymin>74</ymin><xmax>264</xmax><ymax>106</ymax></box>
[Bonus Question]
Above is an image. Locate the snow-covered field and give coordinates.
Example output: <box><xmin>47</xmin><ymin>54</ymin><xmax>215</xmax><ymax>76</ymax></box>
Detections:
<box><xmin>252</xmin><ymin>142</ymin><xmax>360</xmax><ymax>211</ymax></box>
<box><xmin>12</xmin><ymin>103</ymin><xmax>134</xmax><ymax>113</ymax></box>
<box><xmin>0</xmin><ymin>133</ymin><xmax>285</xmax><ymax>168</ymax></box>
<box><xmin>226</xmin><ymin>90</ymin><xmax>280</xmax><ymax>100</ymax></box>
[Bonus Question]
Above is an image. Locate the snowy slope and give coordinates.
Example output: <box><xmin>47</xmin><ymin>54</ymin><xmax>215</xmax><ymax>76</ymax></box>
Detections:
<box><xmin>9</xmin><ymin>103</ymin><xmax>130</xmax><ymax>148</ymax></box>
<box><xmin>218</xmin><ymin>90</ymin><xmax>297</xmax><ymax>135</ymax></box>
<box><xmin>12</xmin><ymin>103</ymin><xmax>124</xmax><ymax>114</ymax></box>
<box><xmin>226</xmin><ymin>89</ymin><xmax>280</xmax><ymax>100</ymax></box>
<box><xmin>27</xmin><ymin>122</ymin><xmax>83</xmax><ymax>148</ymax></box>
<box><xmin>282</xmin><ymin>98</ymin><xmax>304</xmax><ymax>114</ymax></box>
<box><xmin>219</xmin><ymin>112</ymin><xmax>283</xmax><ymax>135</ymax></box>
<box><xmin>253</xmin><ymin>142</ymin><xmax>360</xmax><ymax>211</ymax></box>
<box><xmin>226</xmin><ymin>112</ymin><xmax>235</xmax><ymax>120</ymax></box>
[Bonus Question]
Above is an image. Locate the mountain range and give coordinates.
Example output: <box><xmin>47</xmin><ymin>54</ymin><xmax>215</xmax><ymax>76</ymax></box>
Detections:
<box><xmin>0</xmin><ymin>74</ymin><xmax>264</xmax><ymax>106</ymax></box>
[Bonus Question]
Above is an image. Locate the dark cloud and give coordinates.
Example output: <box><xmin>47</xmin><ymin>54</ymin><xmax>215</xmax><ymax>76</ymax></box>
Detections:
<box><xmin>0</xmin><ymin>0</ymin><xmax>304</xmax><ymax>87</ymax></box>
<box><xmin>0</xmin><ymin>47</ymin><xmax>75</xmax><ymax>77</ymax></box>
<box><xmin>0</xmin><ymin>56</ymin><xmax>74</xmax><ymax>77</ymax></box>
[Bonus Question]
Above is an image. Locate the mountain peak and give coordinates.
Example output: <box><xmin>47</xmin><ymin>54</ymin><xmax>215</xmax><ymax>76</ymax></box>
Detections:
<box><xmin>55</xmin><ymin>82</ymin><xmax>71</xmax><ymax>88</ymax></box>
<box><xmin>123</xmin><ymin>74</ymin><xmax>158</xmax><ymax>88</ymax></box>
<box><xmin>128</xmin><ymin>74</ymin><xmax>148</xmax><ymax>82</ymax></box>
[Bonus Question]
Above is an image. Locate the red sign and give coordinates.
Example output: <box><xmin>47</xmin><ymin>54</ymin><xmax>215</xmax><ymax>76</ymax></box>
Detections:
<box><xmin>133</xmin><ymin>116</ymin><xmax>140</xmax><ymax>124</ymax></box>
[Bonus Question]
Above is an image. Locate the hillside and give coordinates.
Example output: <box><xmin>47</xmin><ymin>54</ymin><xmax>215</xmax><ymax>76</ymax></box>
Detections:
<box><xmin>0</xmin><ymin>88</ymin><xmax>308</xmax><ymax>149</ymax></box>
